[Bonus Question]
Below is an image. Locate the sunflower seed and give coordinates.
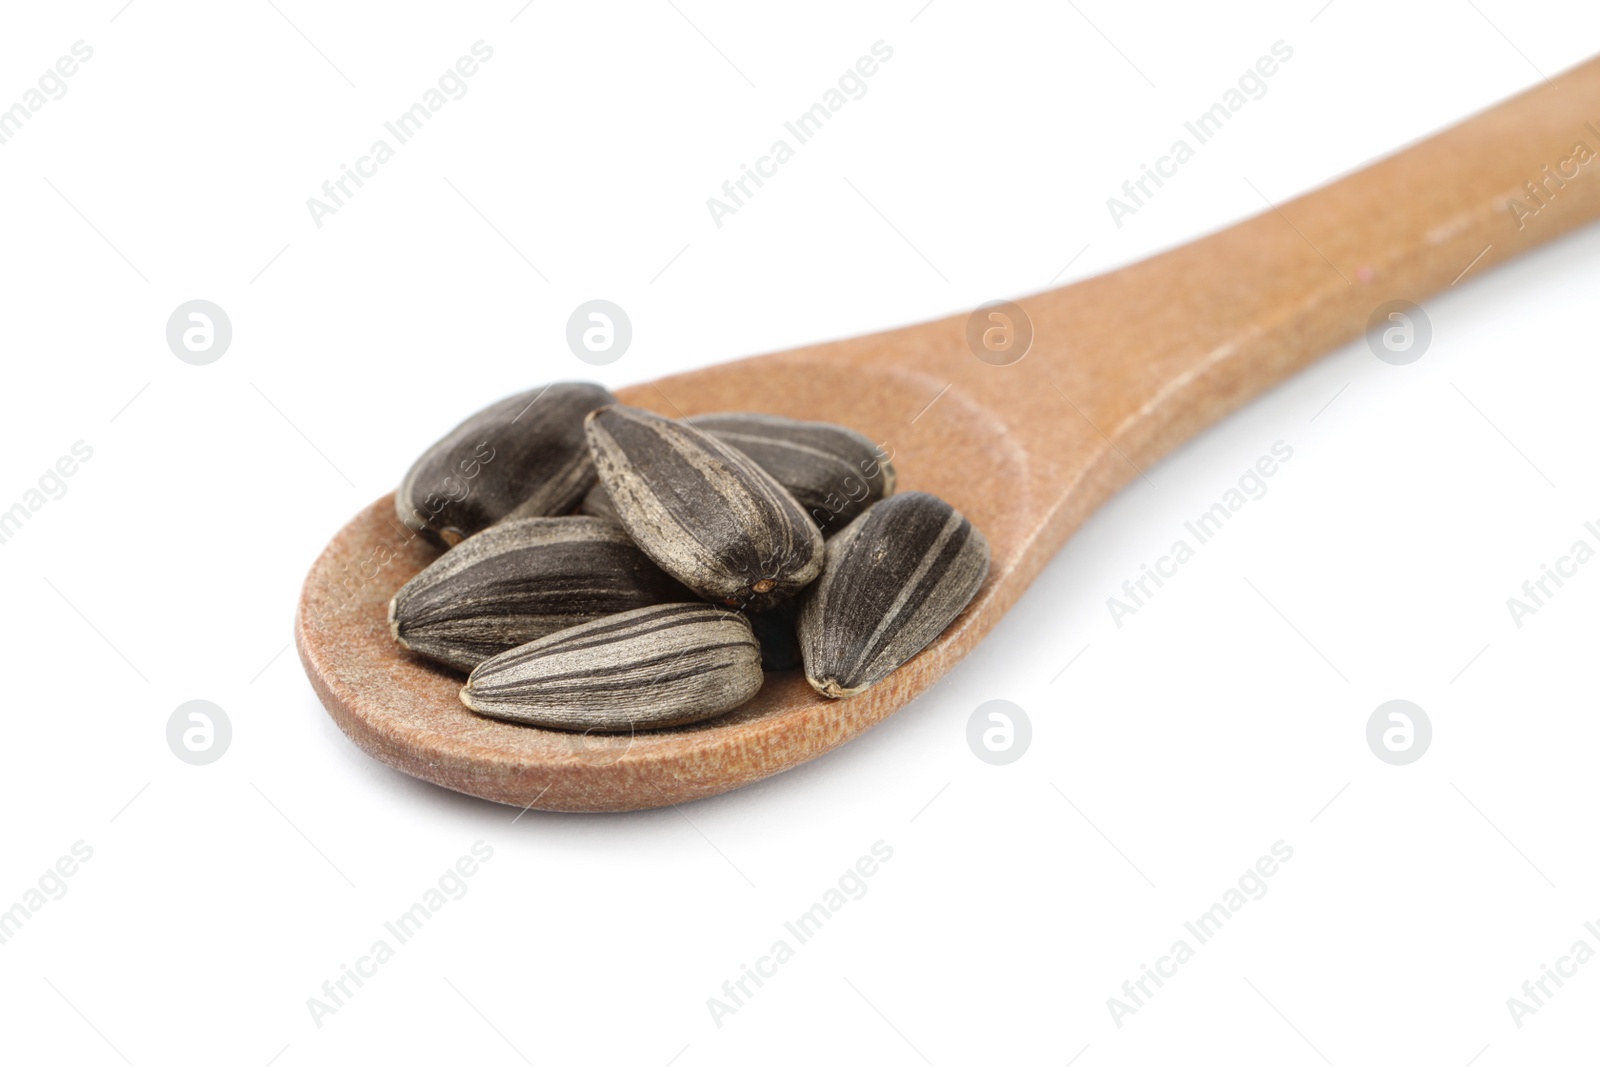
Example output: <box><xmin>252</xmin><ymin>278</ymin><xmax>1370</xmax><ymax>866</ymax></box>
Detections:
<box><xmin>688</xmin><ymin>412</ymin><xmax>896</xmax><ymax>535</ymax></box>
<box><xmin>798</xmin><ymin>491</ymin><xmax>989</xmax><ymax>698</ymax></box>
<box><xmin>397</xmin><ymin>381</ymin><xmax>614</xmax><ymax>547</ymax></box>
<box><xmin>585</xmin><ymin>404</ymin><xmax>824</xmax><ymax>611</ymax></box>
<box><xmin>578</xmin><ymin>479</ymin><xmax>620</xmax><ymax>523</ymax></box>
<box><xmin>461</xmin><ymin>603</ymin><xmax>763</xmax><ymax>731</ymax></box>
<box><xmin>389</xmin><ymin>516</ymin><xmax>692</xmax><ymax>672</ymax></box>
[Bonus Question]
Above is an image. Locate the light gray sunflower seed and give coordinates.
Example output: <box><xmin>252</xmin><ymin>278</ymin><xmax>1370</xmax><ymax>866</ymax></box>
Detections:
<box><xmin>585</xmin><ymin>404</ymin><xmax>825</xmax><ymax>612</ymax></box>
<box><xmin>397</xmin><ymin>381</ymin><xmax>614</xmax><ymax>547</ymax></box>
<box><xmin>688</xmin><ymin>412</ymin><xmax>896</xmax><ymax>535</ymax></box>
<box><xmin>461</xmin><ymin>603</ymin><xmax>763</xmax><ymax>731</ymax></box>
<box><xmin>798</xmin><ymin>491</ymin><xmax>989</xmax><ymax>698</ymax></box>
<box><xmin>578</xmin><ymin>479</ymin><xmax>620</xmax><ymax>523</ymax></box>
<box><xmin>389</xmin><ymin>516</ymin><xmax>692</xmax><ymax>672</ymax></box>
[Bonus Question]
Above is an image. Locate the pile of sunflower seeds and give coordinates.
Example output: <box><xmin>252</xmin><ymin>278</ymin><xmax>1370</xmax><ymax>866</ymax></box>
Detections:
<box><xmin>389</xmin><ymin>382</ymin><xmax>989</xmax><ymax>732</ymax></box>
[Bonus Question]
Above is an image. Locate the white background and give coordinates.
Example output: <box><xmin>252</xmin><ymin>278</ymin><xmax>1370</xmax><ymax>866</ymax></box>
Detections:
<box><xmin>1</xmin><ymin>1</ymin><xmax>1597</xmax><ymax>1063</ymax></box>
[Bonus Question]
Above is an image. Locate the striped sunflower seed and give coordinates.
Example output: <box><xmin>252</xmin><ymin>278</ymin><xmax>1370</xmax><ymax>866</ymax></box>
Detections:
<box><xmin>460</xmin><ymin>603</ymin><xmax>763</xmax><ymax>731</ymax></box>
<box><xmin>584</xmin><ymin>404</ymin><xmax>825</xmax><ymax>612</ymax></box>
<box><xmin>688</xmin><ymin>412</ymin><xmax>895</xmax><ymax>535</ymax></box>
<box><xmin>389</xmin><ymin>516</ymin><xmax>692</xmax><ymax>672</ymax></box>
<box><xmin>798</xmin><ymin>491</ymin><xmax>989</xmax><ymax>698</ymax></box>
<box><xmin>397</xmin><ymin>381</ymin><xmax>614</xmax><ymax>547</ymax></box>
<box><xmin>578</xmin><ymin>479</ymin><xmax>619</xmax><ymax>523</ymax></box>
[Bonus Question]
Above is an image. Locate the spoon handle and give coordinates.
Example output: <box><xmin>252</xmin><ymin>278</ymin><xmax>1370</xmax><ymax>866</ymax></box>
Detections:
<box><xmin>951</xmin><ymin>56</ymin><xmax>1600</xmax><ymax>506</ymax></box>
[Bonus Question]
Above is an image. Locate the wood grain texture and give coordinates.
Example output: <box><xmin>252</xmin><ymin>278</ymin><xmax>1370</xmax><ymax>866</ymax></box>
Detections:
<box><xmin>298</xmin><ymin>58</ymin><xmax>1600</xmax><ymax>812</ymax></box>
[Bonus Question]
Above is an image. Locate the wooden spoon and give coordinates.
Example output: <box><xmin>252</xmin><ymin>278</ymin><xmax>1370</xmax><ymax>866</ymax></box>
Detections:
<box><xmin>298</xmin><ymin>58</ymin><xmax>1600</xmax><ymax>812</ymax></box>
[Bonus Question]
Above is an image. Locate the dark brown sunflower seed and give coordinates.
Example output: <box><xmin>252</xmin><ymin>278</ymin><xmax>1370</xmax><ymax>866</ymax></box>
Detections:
<box><xmin>578</xmin><ymin>479</ymin><xmax>620</xmax><ymax>523</ymax></box>
<box><xmin>389</xmin><ymin>516</ymin><xmax>692</xmax><ymax>672</ymax></box>
<box><xmin>397</xmin><ymin>381</ymin><xmax>614</xmax><ymax>548</ymax></box>
<box><xmin>460</xmin><ymin>603</ymin><xmax>763</xmax><ymax>731</ymax></box>
<box><xmin>798</xmin><ymin>491</ymin><xmax>989</xmax><ymax>698</ymax></box>
<box><xmin>687</xmin><ymin>412</ymin><xmax>895</xmax><ymax>535</ymax></box>
<box><xmin>584</xmin><ymin>404</ymin><xmax>824</xmax><ymax>612</ymax></box>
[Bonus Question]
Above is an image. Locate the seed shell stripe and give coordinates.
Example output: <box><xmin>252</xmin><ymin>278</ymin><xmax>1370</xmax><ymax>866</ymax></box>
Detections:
<box><xmin>799</xmin><ymin>492</ymin><xmax>989</xmax><ymax>698</ymax></box>
<box><xmin>686</xmin><ymin>412</ymin><xmax>896</xmax><ymax>533</ymax></box>
<box><xmin>388</xmin><ymin>516</ymin><xmax>692</xmax><ymax>672</ymax></box>
<box><xmin>585</xmin><ymin>405</ymin><xmax>824</xmax><ymax>611</ymax></box>
<box><xmin>462</xmin><ymin>603</ymin><xmax>763</xmax><ymax>731</ymax></box>
<box><xmin>397</xmin><ymin>381</ymin><xmax>614</xmax><ymax>546</ymax></box>
<box><xmin>471</xmin><ymin>602</ymin><xmax>719</xmax><ymax>676</ymax></box>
